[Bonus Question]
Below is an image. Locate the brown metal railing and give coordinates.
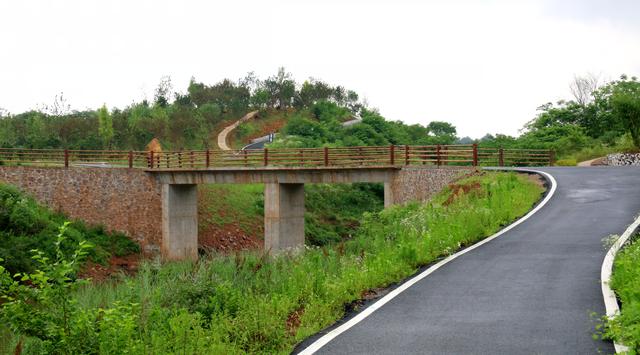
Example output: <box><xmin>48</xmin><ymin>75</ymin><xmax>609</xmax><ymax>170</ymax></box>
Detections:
<box><xmin>0</xmin><ymin>145</ymin><xmax>554</xmax><ymax>169</ymax></box>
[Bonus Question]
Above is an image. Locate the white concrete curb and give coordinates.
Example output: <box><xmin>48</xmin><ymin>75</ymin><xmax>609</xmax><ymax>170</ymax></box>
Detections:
<box><xmin>601</xmin><ymin>215</ymin><xmax>640</xmax><ymax>353</ymax></box>
<box><xmin>298</xmin><ymin>169</ymin><xmax>557</xmax><ymax>354</ymax></box>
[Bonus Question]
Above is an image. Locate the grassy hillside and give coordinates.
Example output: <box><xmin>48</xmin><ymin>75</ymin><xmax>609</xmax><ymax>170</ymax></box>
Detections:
<box><xmin>0</xmin><ymin>172</ymin><xmax>543</xmax><ymax>354</ymax></box>
<box><xmin>0</xmin><ymin>183</ymin><xmax>139</xmax><ymax>276</ymax></box>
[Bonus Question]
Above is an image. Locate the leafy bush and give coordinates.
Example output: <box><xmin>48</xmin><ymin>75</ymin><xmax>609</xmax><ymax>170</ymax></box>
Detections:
<box><xmin>0</xmin><ymin>223</ymin><xmax>95</xmax><ymax>354</ymax></box>
<box><xmin>0</xmin><ymin>183</ymin><xmax>139</xmax><ymax>275</ymax></box>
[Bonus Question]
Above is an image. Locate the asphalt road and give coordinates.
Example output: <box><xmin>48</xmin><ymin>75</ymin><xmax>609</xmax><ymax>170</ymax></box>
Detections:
<box><xmin>308</xmin><ymin>167</ymin><xmax>640</xmax><ymax>354</ymax></box>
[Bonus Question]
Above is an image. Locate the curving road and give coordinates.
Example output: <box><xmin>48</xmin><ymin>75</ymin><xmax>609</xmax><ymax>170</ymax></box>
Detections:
<box><xmin>299</xmin><ymin>167</ymin><xmax>640</xmax><ymax>354</ymax></box>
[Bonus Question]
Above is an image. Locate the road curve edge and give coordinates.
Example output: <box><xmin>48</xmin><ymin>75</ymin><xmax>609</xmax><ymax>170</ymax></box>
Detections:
<box><xmin>297</xmin><ymin>169</ymin><xmax>557</xmax><ymax>355</ymax></box>
<box><xmin>601</xmin><ymin>214</ymin><xmax>640</xmax><ymax>353</ymax></box>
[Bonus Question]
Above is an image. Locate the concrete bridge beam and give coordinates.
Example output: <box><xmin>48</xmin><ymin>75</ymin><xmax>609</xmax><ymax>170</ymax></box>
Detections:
<box><xmin>162</xmin><ymin>184</ymin><xmax>198</xmax><ymax>260</ymax></box>
<box><xmin>264</xmin><ymin>183</ymin><xmax>305</xmax><ymax>254</ymax></box>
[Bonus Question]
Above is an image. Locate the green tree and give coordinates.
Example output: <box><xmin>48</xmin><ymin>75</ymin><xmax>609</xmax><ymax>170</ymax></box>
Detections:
<box><xmin>426</xmin><ymin>121</ymin><xmax>457</xmax><ymax>145</ymax></box>
<box><xmin>610</xmin><ymin>76</ymin><xmax>640</xmax><ymax>147</ymax></box>
<box><xmin>264</xmin><ymin>67</ymin><xmax>296</xmax><ymax>109</ymax></box>
<box><xmin>97</xmin><ymin>104</ymin><xmax>114</xmax><ymax>148</ymax></box>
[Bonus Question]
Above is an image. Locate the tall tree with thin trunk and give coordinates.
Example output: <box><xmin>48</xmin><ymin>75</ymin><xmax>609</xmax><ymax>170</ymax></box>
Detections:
<box><xmin>98</xmin><ymin>104</ymin><xmax>114</xmax><ymax>148</ymax></box>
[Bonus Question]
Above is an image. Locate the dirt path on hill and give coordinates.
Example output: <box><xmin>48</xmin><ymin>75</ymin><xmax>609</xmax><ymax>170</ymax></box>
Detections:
<box><xmin>217</xmin><ymin>111</ymin><xmax>259</xmax><ymax>150</ymax></box>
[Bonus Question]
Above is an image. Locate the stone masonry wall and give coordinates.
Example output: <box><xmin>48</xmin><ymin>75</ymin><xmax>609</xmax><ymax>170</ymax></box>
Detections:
<box><xmin>605</xmin><ymin>153</ymin><xmax>640</xmax><ymax>166</ymax></box>
<box><xmin>0</xmin><ymin>167</ymin><xmax>162</xmax><ymax>254</ymax></box>
<box><xmin>389</xmin><ymin>166</ymin><xmax>477</xmax><ymax>205</ymax></box>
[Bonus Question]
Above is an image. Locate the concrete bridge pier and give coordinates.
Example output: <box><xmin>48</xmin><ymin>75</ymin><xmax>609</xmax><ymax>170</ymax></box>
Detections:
<box><xmin>264</xmin><ymin>183</ymin><xmax>305</xmax><ymax>254</ymax></box>
<box><xmin>161</xmin><ymin>184</ymin><xmax>198</xmax><ymax>260</ymax></box>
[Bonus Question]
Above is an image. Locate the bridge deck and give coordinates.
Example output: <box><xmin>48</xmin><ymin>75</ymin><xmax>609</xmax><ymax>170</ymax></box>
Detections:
<box><xmin>147</xmin><ymin>166</ymin><xmax>404</xmax><ymax>184</ymax></box>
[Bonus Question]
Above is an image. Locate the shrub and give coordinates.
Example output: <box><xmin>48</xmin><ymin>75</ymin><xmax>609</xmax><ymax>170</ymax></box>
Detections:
<box><xmin>0</xmin><ymin>183</ymin><xmax>139</xmax><ymax>275</ymax></box>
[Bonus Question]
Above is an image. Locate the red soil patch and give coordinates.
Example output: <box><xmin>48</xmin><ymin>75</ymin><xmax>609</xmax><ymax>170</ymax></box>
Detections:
<box><xmin>197</xmin><ymin>188</ymin><xmax>263</xmax><ymax>253</ymax></box>
<box><xmin>245</xmin><ymin>117</ymin><xmax>288</xmax><ymax>142</ymax></box>
<box><xmin>198</xmin><ymin>223</ymin><xmax>261</xmax><ymax>252</ymax></box>
<box><xmin>444</xmin><ymin>181</ymin><xmax>483</xmax><ymax>206</ymax></box>
<box><xmin>79</xmin><ymin>254</ymin><xmax>141</xmax><ymax>282</ymax></box>
<box><xmin>286</xmin><ymin>305</ymin><xmax>305</xmax><ymax>336</ymax></box>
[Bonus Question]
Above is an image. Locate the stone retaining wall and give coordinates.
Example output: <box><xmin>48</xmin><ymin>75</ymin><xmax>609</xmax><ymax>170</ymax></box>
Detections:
<box><xmin>0</xmin><ymin>167</ymin><xmax>162</xmax><ymax>254</ymax></box>
<box><xmin>388</xmin><ymin>166</ymin><xmax>477</xmax><ymax>205</ymax></box>
<box><xmin>605</xmin><ymin>153</ymin><xmax>640</xmax><ymax>166</ymax></box>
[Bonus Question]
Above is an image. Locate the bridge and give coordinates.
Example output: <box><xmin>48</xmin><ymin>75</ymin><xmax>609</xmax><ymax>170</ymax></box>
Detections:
<box><xmin>0</xmin><ymin>145</ymin><xmax>553</xmax><ymax>260</ymax></box>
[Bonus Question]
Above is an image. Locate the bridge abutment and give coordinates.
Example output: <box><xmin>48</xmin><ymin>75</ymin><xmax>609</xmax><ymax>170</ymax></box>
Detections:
<box><xmin>264</xmin><ymin>183</ymin><xmax>305</xmax><ymax>254</ymax></box>
<box><xmin>161</xmin><ymin>184</ymin><xmax>198</xmax><ymax>260</ymax></box>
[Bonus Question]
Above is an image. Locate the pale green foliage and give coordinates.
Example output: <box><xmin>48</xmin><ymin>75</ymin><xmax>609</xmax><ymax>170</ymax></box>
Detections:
<box><xmin>97</xmin><ymin>104</ymin><xmax>114</xmax><ymax>147</ymax></box>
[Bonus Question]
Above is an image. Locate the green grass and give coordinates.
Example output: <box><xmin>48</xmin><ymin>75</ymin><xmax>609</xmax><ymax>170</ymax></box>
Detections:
<box><xmin>555</xmin><ymin>158</ymin><xmax>578</xmax><ymax>166</ymax></box>
<box><xmin>198</xmin><ymin>182</ymin><xmax>384</xmax><ymax>247</ymax></box>
<box><xmin>305</xmin><ymin>183</ymin><xmax>384</xmax><ymax>245</ymax></box>
<box><xmin>560</xmin><ymin>133</ymin><xmax>637</xmax><ymax>163</ymax></box>
<box><xmin>199</xmin><ymin>184</ymin><xmax>265</xmax><ymax>235</ymax></box>
<box><xmin>1</xmin><ymin>172</ymin><xmax>543</xmax><ymax>354</ymax></box>
<box><xmin>604</xmin><ymin>236</ymin><xmax>640</xmax><ymax>352</ymax></box>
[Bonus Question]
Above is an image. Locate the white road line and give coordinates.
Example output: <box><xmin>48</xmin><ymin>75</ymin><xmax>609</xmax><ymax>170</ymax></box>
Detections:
<box><xmin>601</xmin><ymin>214</ymin><xmax>640</xmax><ymax>353</ymax></box>
<box><xmin>298</xmin><ymin>169</ymin><xmax>557</xmax><ymax>354</ymax></box>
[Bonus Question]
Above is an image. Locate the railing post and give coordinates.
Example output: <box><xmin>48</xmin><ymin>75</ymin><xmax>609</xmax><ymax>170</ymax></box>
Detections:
<box><xmin>472</xmin><ymin>144</ymin><xmax>478</xmax><ymax>167</ymax></box>
<box><xmin>149</xmin><ymin>151</ymin><xmax>154</xmax><ymax>169</ymax></box>
<box><xmin>244</xmin><ymin>149</ymin><xmax>248</xmax><ymax>167</ymax></box>
<box><xmin>206</xmin><ymin>149</ymin><xmax>210</xmax><ymax>168</ymax></box>
<box><xmin>436</xmin><ymin>145</ymin><xmax>441</xmax><ymax>166</ymax></box>
<box><xmin>549</xmin><ymin>150</ymin><xmax>555</xmax><ymax>166</ymax></box>
<box><xmin>324</xmin><ymin>146</ymin><xmax>329</xmax><ymax>166</ymax></box>
<box><xmin>178</xmin><ymin>151</ymin><xmax>183</xmax><ymax>168</ymax></box>
<box><xmin>64</xmin><ymin>149</ymin><xmax>69</xmax><ymax>168</ymax></box>
<box><xmin>128</xmin><ymin>151</ymin><xmax>133</xmax><ymax>168</ymax></box>
<box><xmin>389</xmin><ymin>145</ymin><xmax>395</xmax><ymax>165</ymax></box>
<box><xmin>498</xmin><ymin>148</ymin><xmax>504</xmax><ymax>167</ymax></box>
<box><xmin>404</xmin><ymin>145</ymin><xmax>409</xmax><ymax>165</ymax></box>
<box><xmin>264</xmin><ymin>148</ymin><xmax>269</xmax><ymax>166</ymax></box>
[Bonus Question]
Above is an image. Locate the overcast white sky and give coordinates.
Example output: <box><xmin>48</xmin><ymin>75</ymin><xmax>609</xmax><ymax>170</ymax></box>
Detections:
<box><xmin>1</xmin><ymin>0</ymin><xmax>639</xmax><ymax>138</ymax></box>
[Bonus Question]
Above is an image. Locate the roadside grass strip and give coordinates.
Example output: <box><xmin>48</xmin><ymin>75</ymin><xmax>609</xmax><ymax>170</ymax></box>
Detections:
<box><xmin>601</xmin><ymin>216</ymin><xmax>640</xmax><ymax>353</ymax></box>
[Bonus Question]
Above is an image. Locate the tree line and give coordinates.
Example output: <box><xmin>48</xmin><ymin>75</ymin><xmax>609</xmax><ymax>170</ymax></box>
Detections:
<box><xmin>475</xmin><ymin>74</ymin><xmax>640</xmax><ymax>156</ymax></box>
<box><xmin>0</xmin><ymin>70</ymin><xmax>638</xmax><ymax>158</ymax></box>
<box><xmin>0</xmin><ymin>68</ymin><xmax>367</xmax><ymax>151</ymax></box>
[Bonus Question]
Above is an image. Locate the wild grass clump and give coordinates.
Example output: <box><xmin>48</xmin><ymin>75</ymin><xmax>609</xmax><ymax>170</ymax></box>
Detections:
<box><xmin>1</xmin><ymin>172</ymin><xmax>543</xmax><ymax>354</ymax></box>
<box><xmin>602</xmin><ymin>236</ymin><xmax>640</xmax><ymax>352</ymax></box>
<box><xmin>555</xmin><ymin>158</ymin><xmax>578</xmax><ymax>166</ymax></box>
